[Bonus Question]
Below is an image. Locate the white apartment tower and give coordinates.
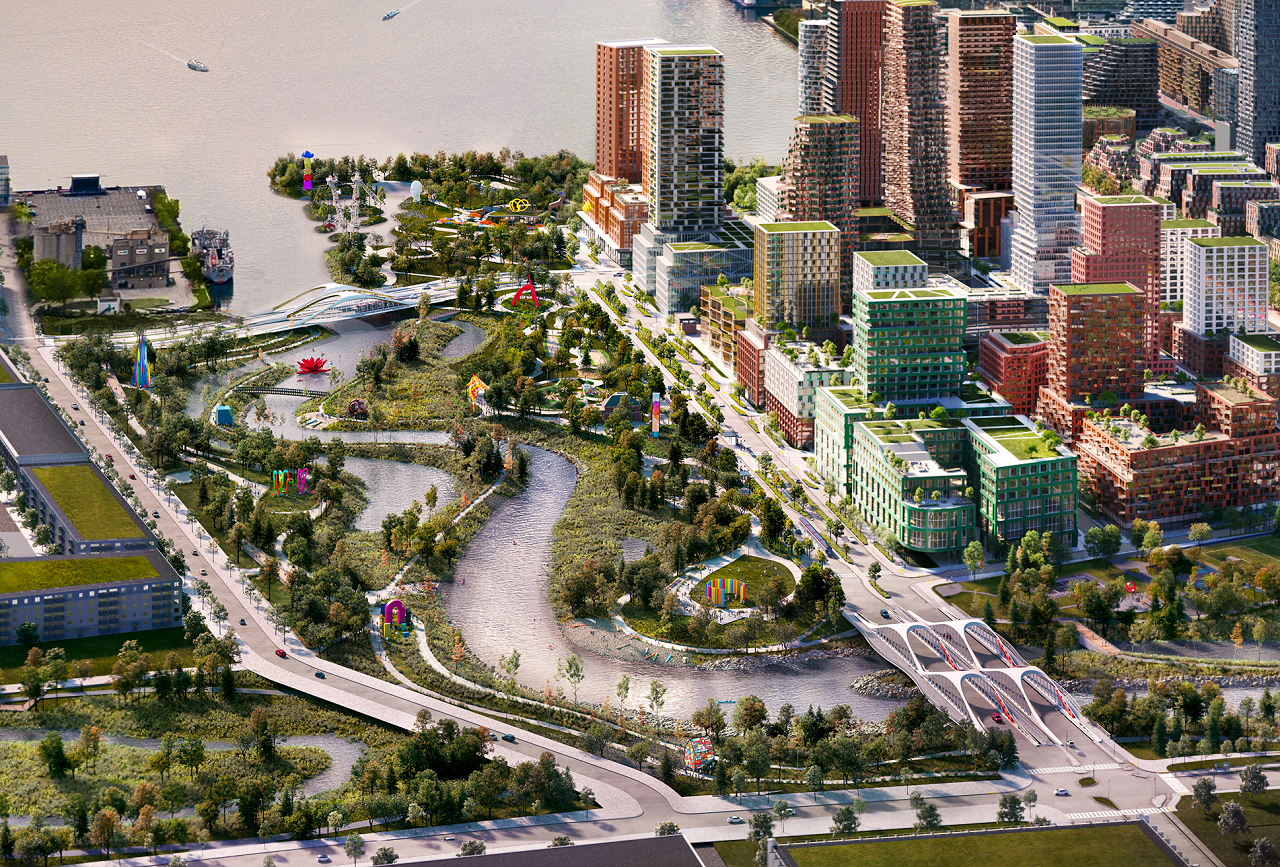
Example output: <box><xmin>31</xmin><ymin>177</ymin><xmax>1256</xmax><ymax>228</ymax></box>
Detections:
<box><xmin>1009</xmin><ymin>34</ymin><xmax>1082</xmax><ymax>295</ymax></box>
<box><xmin>1160</xmin><ymin>218</ymin><xmax>1221</xmax><ymax>305</ymax></box>
<box><xmin>1185</xmin><ymin>236</ymin><xmax>1269</xmax><ymax>336</ymax></box>
<box><xmin>798</xmin><ymin>20</ymin><xmax>829</xmax><ymax>115</ymax></box>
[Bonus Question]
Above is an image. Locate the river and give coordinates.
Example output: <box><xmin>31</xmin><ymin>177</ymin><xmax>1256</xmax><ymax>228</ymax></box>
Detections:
<box><xmin>2</xmin><ymin>0</ymin><xmax>798</xmax><ymax>315</ymax></box>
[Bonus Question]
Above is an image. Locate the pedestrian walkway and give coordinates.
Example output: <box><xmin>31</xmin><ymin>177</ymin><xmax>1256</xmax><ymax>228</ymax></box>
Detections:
<box><xmin>1064</xmin><ymin>806</ymin><xmax>1174</xmax><ymax>820</ymax></box>
<box><xmin>1032</xmin><ymin>763</ymin><xmax>1123</xmax><ymax>775</ymax></box>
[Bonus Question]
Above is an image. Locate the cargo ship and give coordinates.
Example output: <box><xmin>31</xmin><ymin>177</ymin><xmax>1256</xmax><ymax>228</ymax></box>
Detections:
<box><xmin>191</xmin><ymin>229</ymin><xmax>234</xmax><ymax>284</ymax></box>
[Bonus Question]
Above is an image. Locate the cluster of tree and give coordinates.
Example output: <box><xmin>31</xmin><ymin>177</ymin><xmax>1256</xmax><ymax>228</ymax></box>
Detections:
<box><xmin>722</xmin><ymin>157</ymin><xmax>776</xmax><ymax>212</ymax></box>
<box><xmin>26</xmin><ymin>257</ymin><xmax>106</xmax><ymax>311</ymax></box>
<box><xmin>329</xmin><ymin>232</ymin><xmax>385</xmax><ymax>289</ymax></box>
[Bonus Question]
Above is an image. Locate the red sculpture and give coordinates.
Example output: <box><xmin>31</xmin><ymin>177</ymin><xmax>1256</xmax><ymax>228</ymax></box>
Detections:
<box><xmin>297</xmin><ymin>356</ymin><xmax>332</xmax><ymax>374</ymax></box>
<box><xmin>512</xmin><ymin>276</ymin><xmax>540</xmax><ymax>308</ymax></box>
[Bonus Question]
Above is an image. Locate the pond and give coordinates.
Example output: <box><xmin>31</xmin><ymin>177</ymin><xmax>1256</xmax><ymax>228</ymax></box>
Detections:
<box><xmin>343</xmin><ymin>455</ymin><xmax>457</xmax><ymax>532</ymax></box>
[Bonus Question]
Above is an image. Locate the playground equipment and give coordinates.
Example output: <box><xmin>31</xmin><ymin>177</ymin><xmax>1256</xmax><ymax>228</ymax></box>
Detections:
<box><xmin>685</xmin><ymin>737</ymin><xmax>714</xmax><ymax>773</ymax></box>
<box><xmin>133</xmin><ymin>335</ymin><xmax>151</xmax><ymax>388</ymax></box>
<box><xmin>706</xmin><ymin>577</ymin><xmax>746</xmax><ymax>607</ymax></box>
<box><xmin>512</xmin><ymin>275</ymin><xmax>540</xmax><ymax>307</ymax></box>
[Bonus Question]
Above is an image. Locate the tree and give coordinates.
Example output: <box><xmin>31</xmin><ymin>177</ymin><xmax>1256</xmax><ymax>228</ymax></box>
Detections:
<box><xmin>344</xmin><ymin>832</ymin><xmax>365</xmax><ymax>866</ymax></box>
<box><xmin>1252</xmin><ymin>838</ymin><xmax>1279</xmax><ymax>867</ymax></box>
<box><xmin>556</xmin><ymin>654</ymin><xmax>586</xmax><ymax>705</ymax></box>
<box><xmin>734</xmin><ymin>695</ymin><xmax>768</xmax><ymax>733</ymax></box>
<box><xmin>1221</xmin><ymin>800</ymin><xmax>1250</xmax><ymax>843</ymax></box>
<box><xmin>37</xmin><ymin>732</ymin><xmax>68</xmax><ymax>779</ymax></box>
<box><xmin>616</xmin><ymin>674</ymin><xmax>630</xmax><ymax>710</ymax></box>
<box><xmin>693</xmin><ymin>698</ymin><xmax>727</xmax><ymax>741</ymax></box>
<box><xmin>459</xmin><ymin>841</ymin><xmax>486</xmax><ymax>856</ymax></box>
<box><xmin>830</xmin><ymin>800</ymin><xmax>867</xmax><ymax>837</ymax></box>
<box><xmin>91</xmin><ymin>809</ymin><xmax>120</xmax><ymax>859</ymax></box>
<box><xmin>16</xmin><ymin>622</ymin><xmax>38</xmax><ymax>648</ymax></box>
<box><xmin>370</xmin><ymin>847</ymin><xmax>397</xmax><ymax>865</ymax></box>
<box><xmin>773</xmin><ymin>799</ymin><xmax>794</xmax><ymax>835</ymax></box>
<box><xmin>1241</xmin><ymin>765</ymin><xmax>1270</xmax><ymax>802</ymax></box>
<box><xmin>654</xmin><ymin>822</ymin><xmax>680</xmax><ymax>837</ymax></box>
<box><xmin>963</xmin><ymin>541</ymin><xmax>986</xmax><ymax>580</ymax></box>
<box><xmin>1193</xmin><ymin>777</ymin><xmax>1220</xmax><ymax>816</ymax></box>
<box><xmin>1190</xmin><ymin>523</ymin><xmax>1212</xmax><ymax>547</ymax></box>
<box><xmin>805</xmin><ymin>764</ymin><xmax>824</xmax><ymax>793</ymax></box>
<box><xmin>648</xmin><ymin>680</ymin><xmax>667</xmax><ymax>717</ymax></box>
<box><xmin>996</xmin><ymin>793</ymin><xmax>1024</xmax><ymax>826</ymax></box>
<box><xmin>911</xmin><ymin>792</ymin><xmax>943</xmax><ymax>833</ymax></box>
<box><xmin>748</xmin><ymin>813</ymin><xmax>774</xmax><ymax>843</ymax></box>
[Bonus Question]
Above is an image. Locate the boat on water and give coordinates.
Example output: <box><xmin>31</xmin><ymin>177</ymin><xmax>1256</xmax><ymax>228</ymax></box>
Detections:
<box><xmin>383</xmin><ymin>9</ymin><xmax>399</xmax><ymax>19</ymax></box>
<box><xmin>191</xmin><ymin>228</ymin><xmax>234</xmax><ymax>284</ymax></box>
<box><xmin>187</xmin><ymin>60</ymin><xmax>208</xmax><ymax>72</ymax></box>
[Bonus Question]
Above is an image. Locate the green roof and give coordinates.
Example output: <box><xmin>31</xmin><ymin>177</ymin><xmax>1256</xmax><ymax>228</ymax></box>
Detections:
<box><xmin>1084</xmin><ymin>106</ymin><xmax>1135</xmax><ymax>118</ymax></box>
<box><xmin>1233</xmin><ymin>333</ymin><xmax>1280</xmax><ymax>353</ymax></box>
<box><xmin>667</xmin><ymin>242</ymin><xmax>732</xmax><ymax>252</ymax></box>
<box><xmin>1076</xmin><ymin>33</ymin><xmax>1106</xmax><ymax>44</ymax></box>
<box><xmin>856</xmin><ymin>250</ymin><xmax>925</xmax><ymax>267</ymax></box>
<box><xmin>825</xmin><ymin>387</ymin><xmax>874</xmax><ymax>409</ymax></box>
<box><xmin>1045</xmin><ymin>16</ymin><xmax>1076</xmax><ymax>26</ymax></box>
<box><xmin>651</xmin><ymin>47</ymin><xmax>721</xmax><ymax>56</ymax></box>
<box><xmin>856</xmin><ymin>207</ymin><xmax>895</xmax><ymax>217</ymax></box>
<box><xmin>1093</xmin><ymin>195</ymin><xmax>1161</xmax><ymax>205</ymax></box>
<box><xmin>32</xmin><ymin>465</ymin><xmax>146</xmax><ymax>540</ymax></box>
<box><xmin>1000</xmin><ymin>332</ymin><xmax>1047</xmax><ymax>345</ymax></box>
<box><xmin>1162</xmin><ymin>219</ymin><xmax>1216</xmax><ymax>228</ymax></box>
<box><xmin>1189</xmin><ymin>236</ymin><xmax>1265</xmax><ymax>247</ymax></box>
<box><xmin>797</xmin><ymin>115</ymin><xmax>857</xmax><ymax>125</ymax></box>
<box><xmin>758</xmin><ymin>221</ymin><xmax>838</xmax><ymax>233</ymax></box>
<box><xmin>1053</xmin><ymin>282</ymin><xmax>1140</xmax><ymax>295</ymax></box>
<box><xmin>890</xmin><ymin>0</ymin><xmax>936</xmax><ymax>6</ymax></box>
<box><xmin>862</xmin><ymin>287</ymin><xmax>964</xmax><ymax>301</ymax></box>
<box><xmin>1021</xmin><ymin>34</ymin><xmax>1073</xmax><ymax>44</ymax></box>
<box><xmin>0</xmin><ymin>555</ymin><xmax>160</xmax><ymax>595</ymax></box>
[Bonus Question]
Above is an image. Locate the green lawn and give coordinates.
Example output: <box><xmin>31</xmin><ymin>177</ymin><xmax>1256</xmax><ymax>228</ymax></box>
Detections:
<box><xmin>1176</xmin><ymin>790</ymin><xmax>1280</xmax><ymax>867</ymax></box>
<box><xmin>1168</xmin><ymin>755</ymin><xmax>1278</xmax><ymax>772</ymax></box>
<box><xmin>784</xmin><ymin>825</ymin><xmax>1175</xmax><ymax>867</ymax></box>
<box><xmin>0</xmin><ymin>625</ymin><xmax>195</xmax><ymax>682</ymax></box>
<box><xmin>692</xmin><ymin>556</ymin><xmax>796</xmax><ymax>609</ymax></box>
<box><xmin>32</xmin><ymin>465</ymin><xmax>145</xmax><ymax>540</ymax></box>
<box><xmin>0</xmin><ymin>555</ymin><xmax>159</xmax><ymax>594</ymax></box>
<box><xmin>1200</xmin><ymin>537</ymin><xmax>1280</xmax><ymax>571</ymax></box>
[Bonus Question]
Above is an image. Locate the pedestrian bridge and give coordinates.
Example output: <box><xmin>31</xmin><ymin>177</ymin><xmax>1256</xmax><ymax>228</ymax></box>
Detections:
<box><xmin>854</xmin><ymin>613</ymin><xmax>1102</xmax><ymax>748</ymax></box>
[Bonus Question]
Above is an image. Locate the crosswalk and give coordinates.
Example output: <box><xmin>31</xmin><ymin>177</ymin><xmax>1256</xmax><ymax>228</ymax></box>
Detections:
<box><xmin>1030</xmin><ymin>763</ymin><xmax>1122</xmax><ymax>775</ymax></box>
<box><xmin>1065</xmin><ymin>807</ymin><xmax>1174</xmax><ymax>820</ymax></box>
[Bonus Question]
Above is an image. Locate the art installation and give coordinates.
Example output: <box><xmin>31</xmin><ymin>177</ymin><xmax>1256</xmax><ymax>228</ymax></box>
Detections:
<box><xmin>466</xmin><ymin>374</ymin><xmax>489</xmax><ymax>408</ymax></box>
<box><xmin>295</xmin><ymin>467</ymin><xmax>309</xmax><ymax>496</ymax></box>
<box><xmin>410</xmin><ymin>180</ymin><xmax>422</xmax><ymax>202</ymax></box>
<box><xmin>684</xmin><ymin>737</ymin><xmax>714</xmax><ymax>773</ymax></box>
<box><xmin>302</xmin><ymin>151</ymin><xmax>314</xmax><ymax>191</ymax></box>
<box><xmin>706</xmin><ymin>578</ymin><xmax>745</xmax><ymax>607</ymax></box>
<box><xmin>381</xmin><ymin>599</ymin><xmax>410</xmax><ymax>638</ymax></box>
<box><xmin>133</xmin><ymin>334</ymin><xmax>151</xmax><ymax>389</ymax></box>
<box><xmin>296</xmin><ymin>356</ymin><xmax>332</xmax><ymax>374</ymax></box>
<box><xmin>348</xmin><ymin>398</ymin><xmax>368</xmax><ymax>418</ymax></box>
<box><xmin>512</xmin><ymin>275</ymin><xmax>540</xmax><ymax>307</ymax></box>
<box><xmin>271</xmin><ymin>470</ymin><xmax>291</xmax><ymax>497</ymax></box>
<box><xmin>506</xmin><ymin>198</ymin><xmax>531</xmax><ymax>212</ymax></box>
<box><xmin>652</xmin><ymin>392</ymin><xmax>660</xmax><ymax>439</ymax></box>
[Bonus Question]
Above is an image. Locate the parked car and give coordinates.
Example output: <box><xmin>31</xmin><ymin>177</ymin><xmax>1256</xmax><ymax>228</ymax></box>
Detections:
<box><xmin>880</xmin><ymin>609</ymin><xmax>891</xmax><ymax>619</ymax></box>
<box><xmin>239</xmin><ymin>619</ymin><xmax>246</xmax><ymax>626</ymax></box>
<box><xmin>727</xmin><ymin>816</ymin><xmax>744</xmax><ymax>825</ymax></box>
<box><xmin>129</xmin><ymin>474</ymin><xmax>136</xmax><ymax>479</ymax></box>
<box><xmin>71</xmin><ymin>404</ymin><xmax>79</xmax><ymax>410</ymax></box>
<box><xmin>1054</xmin><ymin>788</ymin><xmax>1069</xmax><ymax>797</ymax></box>
<box><xmin>199</xmin><ymin>569</ymin><xmax>207</xmax><ymax>576</ymax></box>
<box><xmin>317</xmin><ymin>856</ymin><xmax>331</xmax><ymax>864</ymax></box>
<box><xmin>152</xmin><ymin>510</ymin><xmax>160</xmax><ymax>518</ymax></box>
<box><xmin>991</xmin><ymin>712</ymin><xmax>1003</xmax><ymax>724</ymax></box>
<box><xmin>502</xmin><ymin>733</ymin><xmax>516</xmax><ymax>743</ymax></box>
<box><xmin>443</xmin><ymin>836</ymin><xmax>456</xmax><ymax>842</ymax></box>
<box><xmin>275</xmin><ymin>649</ymin><xmax>287</xmax><ymax>659</ymax></box>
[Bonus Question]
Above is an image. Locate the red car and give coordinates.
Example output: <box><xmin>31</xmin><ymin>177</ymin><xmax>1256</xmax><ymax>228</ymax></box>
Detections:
<box><xmin>275</xmin><ymin>649</ymin><xmax>287</xmax><ymax>659</ymax></box>
<box><xmin>991</xmin><ymin>712</ymin><xmax>1003</xmax><ymax>724</ymax></box>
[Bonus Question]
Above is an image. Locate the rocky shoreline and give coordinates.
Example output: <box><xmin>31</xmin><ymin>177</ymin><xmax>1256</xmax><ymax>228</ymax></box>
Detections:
<box><xmin>698</xmin><ymin>645</ymin><xmax>879</xmax><ymax>672</ymax></box>
<box><xmin>1058</xmin><ymin>674</ymin><xmax>1280</xmax><ymax>691</ymax></box>
<box><xmin>849</xmin><ymin>669</ymin><xmax>919</xmax><ymax>700</ymax></box>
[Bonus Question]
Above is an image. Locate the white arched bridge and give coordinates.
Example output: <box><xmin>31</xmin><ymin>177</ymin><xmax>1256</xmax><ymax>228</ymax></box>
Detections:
<box><xmin>855</xmin><ymin>613</ymin><xmax>1102</xmax><ymax>748</ymax></box>
<box><xmin>243</xmin><ymin>282</ymin><xmax>455</xmax><ymax>332</ymax></box>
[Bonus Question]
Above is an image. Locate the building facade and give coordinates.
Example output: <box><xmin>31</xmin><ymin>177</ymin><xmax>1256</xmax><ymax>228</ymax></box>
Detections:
<box><xmin>1010</xmin><ymin>35</ymin><xmax>1083</xmax><ymax>295</ymax></box>
<box><xmin>1131</xmin><ymin>19</ymin><xmax>1237</xmax><ymax>116</ymax></box>
<box><xmin>1234</xmin><ymin>0</ymin><xmax>1280</xmax><ymax>167</ymax></box>
<box><xmin>700</xmin><ymin>282</ymin><xmax>752</xmax><ymax>365</ymax></box>
<box><xmin>762</xmin><ymin>343</ymin><xmax>846</xmax><ymax>449</ymax></box>
<box><xmin>595</xmin><ymin>39</ymin><xmax>668</xmax><ymax>184</ymax></box>
<box><xmin>965</xmin><ymin>416</ymin><xmax>1078</xmax><ymax>549</ymax></box>
<box><xmin>1081</xmin><ymin>39</ymin><xmax>1160</xmax><ymax>128</ymax></box>
<box><xmin>752</xmin><ymin>221</ymin><xmax>841</xmax><ymax>338</ymax></box>
<box><xmin>977</xmin><ymin>331</ymin><xmax>1048</xmax><ymax>415</ymax></box>
<box><xmin>798</xmin><ymin>20</ymin><xmax>829</xmax><ymax>115</ymax></box>
<box><xmin>1160</xmin><ymin>218</ymin><xmax>1221</xmax><ymax>304</ymax></box>
<box><xmin>822</xmin><ymin>0</ymin><xmax>886</xmax><ymax>203</ymax></box>
<box><xmin>1225</xmin><ymin>333</ymin><xmax>1280</xmax><ymax>396</ymax></box>
<box><xmin>1183</xmin><ymin>236</ymin><xmax>1269</xmax><ymax>336</ymax></box>
<box><xmin>882</xmin><ymin>0</ymin><xmax>950</xmax><ymax>231</ymax></box>
<box><xmin>945</xmin><ymin>11</ymin><xmax>1016</xmax><ymax>203</ymax></box>
<box><xmin>0</xmin><ymin>156</ymin><xmax>8</xmax><ymax>207</ymax></box>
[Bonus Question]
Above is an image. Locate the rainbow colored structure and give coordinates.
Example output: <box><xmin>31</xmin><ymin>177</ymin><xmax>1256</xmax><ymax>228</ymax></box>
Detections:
<box><xmin>133</xmin><ymin>335</ymin><xmax>151</xmax><ymax>388</ymax></box>
<box><xmin>684</xmin><ymin>737</ymin><xmax>714</xmax><ymax>773</ymax></box>
<box><xmin>381</xmin><ymin>599</ymin><xmax>409</xmax><ymax>638</ymax></box>
<box><xmin>512</xmin><ymin>275</ymin><xmax>540</xmax><ymax>307</ymax></box>
<box><xmin>271</xmin><ymin>468</ymin><xmax>310</xmax><ymax>496</ymax></box>
<box><xmin>652</xmin><ymin>391</ymin><xmax>660</xmax><ymax>438</ymax></box>
<box><xmin>302</xmin><ymin>151</ymin><xmax>314</xmax><ymax>191</ymax></box>
<box><xmin>466</xmin><ymin>374</ymin><xmax>489</xmax><ymax>408</ymax></box>
<box><xmin>706</xmin><ymin>578</ymin><xmax>746</xmax><ymax>607</ymax></box>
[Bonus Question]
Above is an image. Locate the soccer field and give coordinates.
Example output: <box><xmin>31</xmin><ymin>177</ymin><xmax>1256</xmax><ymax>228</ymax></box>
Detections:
<box><xmin>1201</xmin><ymin>536</ymin><xmax>1280</xmax><ymax>568</ymax></box>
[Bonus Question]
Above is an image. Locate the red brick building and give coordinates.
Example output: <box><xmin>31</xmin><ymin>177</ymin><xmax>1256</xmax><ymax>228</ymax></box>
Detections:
<box><xmin>976</xmin><ymin>331</ymin><xmax>1048</xmax><ymax>415</ymax></box>
<box><xmin>1070</xmin><ymin>196</ymin><xmax>1163</xmax><ymax>363</ymax></box>
<box><xmin>735</xmin><ymin>320</ymin><xmax>771</xmax><ymax>408</ymax></box>
<box><xmin>1038</xmin><ymin>282</ymin><xmax>1147</xmax><ymax>443</ymax></box>
<box><xmin>1075</xmin><ymin>382</ymin><xmax>1280</xmax><ymax>527</ymax></box>
<box><xmin>1172</xmin><ymin>325</ymin><xmax>1228</xmax><ymax>377</ymax></box>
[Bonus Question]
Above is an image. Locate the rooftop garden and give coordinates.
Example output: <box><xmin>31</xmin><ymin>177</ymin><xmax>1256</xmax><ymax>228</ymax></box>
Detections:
<box><xmin>0</xmin><ymin>555</ymin><xmax>158</xmax><ymax>594</ymax></box>
<box><xmin>999</xmin><ymin>332</ymin><xmax>1046</xmax><ymax>345</ymax></box>
<box><xmin>31</xmin><ymin>465</ymin><xmax>146</xmax><ymax>540</ymax></box>
<box><xmin>1202</xmin><ymin>379</ymin><xmax>1264</xmax><ymax>405</ymax></box>
<box><xmin>1233</xmin><ymin>333</ymin><xmax>1280</xmax><ymax>353</ymax></box>
<box><xmin>857</xmin><ymin>250</ymin><xmax>924</xmax><ymax>267</ymax></box>
<box><xmin>758</xmin><ymin>221</ymin><xmax>837</xmax><ymax>233</ymax></box>
<box><xmin>1053</xmin><ymin>282</ymin><xmax>1140</xmax><ymax>296</ymax></box>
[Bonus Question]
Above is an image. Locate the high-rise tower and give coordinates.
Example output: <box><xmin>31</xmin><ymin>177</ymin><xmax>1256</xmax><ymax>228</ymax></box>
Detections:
<box><xmin>822</xmin><ymin>0</ymin><xmax>885</xmax><ymax>204</ymax></box>
<box><xmin>594</xmin><ymin>38</ymin><xmax>668</xmax><ymax>183</ymax></box>
<box><xmin>882</xmin><ymin>0</ymin><xmax>950</xmax><ymax>230</ymax></box>
<box><xmin>1234</xmin><ymin>0</ymin><xmax>1280</xmax><ymax>166</ymax></box>
<box><xmin>945</xmin><ymin>11</ymin><xmax>1016</xmax><ymax>199</ymax></box>
<box><xmin>1010</xmin><ymin>34</ymin><xmax>1083</xmax><ymax>295</ymax></box>
<box><xmin>798</xmin><ymin>20</ymin><xmax>828</xmax><ymax>115</ymax></box>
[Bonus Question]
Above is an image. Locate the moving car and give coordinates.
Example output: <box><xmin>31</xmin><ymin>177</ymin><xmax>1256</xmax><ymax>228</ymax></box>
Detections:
<box><xmin>727</xmin><ymin>816</ymin><xmax>744</xmax><ymax>824</ymax></box>
<box><xmin>152</xmin><ymin>511</ymin><xmax>160</xmax><ymax>518</ymax></box>
<box><xmin>192</xmin><ymin>549</ymin><xmax>198</xmax><ymax>555</ymax></box>
<box><xmin>239</xmin><ymin>619</ymin><xmax>246</xmax><ymax>626</ymax></box>
<box><xmin>317</xmin><ymin>856</ymin><xmax>331</xmax><ymax>864</ymax></box>
<box><xmin>200</xmin><ymin>569</ymin><xmax>207</xmax><ymax>576</ymax></box>
<box><xmin>991</xmin><ymin>712</ymin><xmax>1003</xmax><ymax>724</ymax></box>
<box><xmin>880</xmin><ymin>609</ymin><xmax>891</xmax><ymax>619</ymax></box>
<box><xmin>443</xmin><ymin>836</ymin><xmax>456</xmax><ymax>842</ymax></box>
<box><xmin>501</xmin><ymin>733</ymin><xmax>516</xmax><ymax>743</ymax></box>
<box><xmin>129</xmin><ymin>474</ymin><xmax>136</xmax><ymax>480</ymax></box>
<box><xmin>275</xmin><ymin>649</ymin><xmax>286</xmax><ymax>659</ymax></box>
<box><xmin>315</xmin><ymin>671</ymin><xmax>325</xmax><ymax>679</ymax></box>
<box><xmin>71</xmin><ymin>404</ymin><xmax>79</xmax><ymax>410</ymax></box>
<box><xmin>1054</xmin><ymin>788</ymin><xmax>1069</xmax><ymax>796</ymax></box>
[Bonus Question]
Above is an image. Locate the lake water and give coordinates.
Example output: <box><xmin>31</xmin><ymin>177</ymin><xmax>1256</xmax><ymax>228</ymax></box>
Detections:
<box><xmin>2</xmin><ymin>0</ymin><xmax>798</xmax><ymax>315</ymax></box>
